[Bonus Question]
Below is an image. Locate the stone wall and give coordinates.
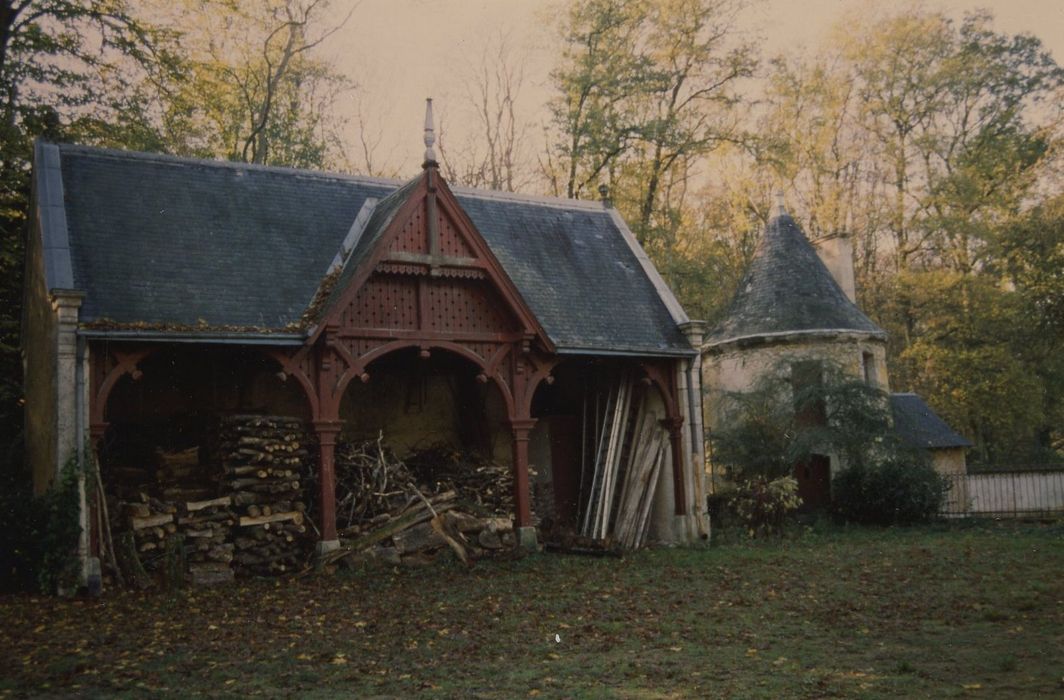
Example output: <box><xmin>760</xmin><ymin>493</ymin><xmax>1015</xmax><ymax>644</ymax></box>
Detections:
<box><xmin>23</xmin><ymin>214</ymin><xmax>59</xmax><ymax>493</ymax></box>
<box><xmin>702</xmin><ymin>335</ymin><xmax>888</xmax><ymax>492</ymax></box>
<box><xmin>702</xmin><ymin>335</ymin><xmax>889</xmax><ymax>433</ymax></box>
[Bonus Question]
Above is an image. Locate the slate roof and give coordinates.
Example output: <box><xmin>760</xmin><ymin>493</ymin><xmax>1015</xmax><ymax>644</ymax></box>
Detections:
<box><xmin>890</xmin><ymin>393</ymin><xmax>973</xmax><ymax>449</ymax></box>
<box><xmin>321</xmin><ymin>175</ymin><xmax>420</xmax><ymax>313</ymax></box>
<box><xmin>706</xmin><ymin>213</ymin><xmax>885</xmax><ymax>347</ymax></box>
<box><xmin>40</xmin><ymin>143</ymin><xmax>691</xmax><ymax>356</ymax></box>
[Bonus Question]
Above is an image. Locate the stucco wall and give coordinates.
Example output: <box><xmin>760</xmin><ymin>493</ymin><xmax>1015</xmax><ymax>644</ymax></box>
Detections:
<box><xmin>702</xmin><ymin>336</ymin><xmax>889</xmax><ymax>433</ymax></box>
<box><xmin>702</xmin><ymin>336</ymin><xmax>887</xmax><ymax>493</ymax></box>
<box><xmin>935</xmin><ymin>447</ymin><xmax>969</xmax><ymax>512</ymax></box>
<box><xmin>339</xmin><ymin>353</ymin><xmax>509</xmax><ymax>462</ymax></box>
<box><xmin>932</xmin><ymin>448</ymin><xmax>967</xmax><ymax>476</ymax></box>
<box><xmin>23</xmin><ymin>216</ymin><xmax>59</xmax><ymax>494</ymax></box>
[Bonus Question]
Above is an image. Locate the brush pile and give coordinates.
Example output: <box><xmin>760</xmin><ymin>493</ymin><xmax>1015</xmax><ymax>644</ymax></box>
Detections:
<box><xmin>325</xmin><ymin>436</ymin><xmax>520</xmax><ymax>567</ymax></box>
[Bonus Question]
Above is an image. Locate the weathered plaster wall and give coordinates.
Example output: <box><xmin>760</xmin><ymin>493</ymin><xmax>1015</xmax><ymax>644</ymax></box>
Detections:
<box><xmin>702</xmin><ymin>336</ymin><xmax>887</xmax><ymax>492</ymax></box>
<box><xmin>933</xmin><ymin>448</ymin><xmax>967</xmax><ymax>476</ymax></box>
<box><xmin>703</xmin><ymin>336</ymin><xmax>889</xmax><ymax>433</ymax></box>
<box><xmin>23</xmin><ymin>217</ymin><xmax>59</xmax><ymax>494</ymax></box>
<box><xmin>104</xmin><ymin>347</ymin><xmax>310</xmax><ymax>466</ymax></box>
<box><xmin>339</xmin><ymin>352</ymin><xmax>509</xmax><ymax>461</ymax></box>
<box><xmin>935</xmin><ymin>447</ymin><xmax>969</xmax><ymax>513</ymax></box>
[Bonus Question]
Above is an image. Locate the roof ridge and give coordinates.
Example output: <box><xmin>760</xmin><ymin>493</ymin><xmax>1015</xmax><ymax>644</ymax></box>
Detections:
<box><xmin>54</xmin><ymin>141</ymin><xmax>611</xmax><ymax>214</ymax></box>
<box><xmin>453</xmin><ymin>185</ymin><xmax>610</xmax><ymax>212</ymax></box>
<box><xmin>54</xmin><ymin>141</ymin><xmax>403</xmax><ymax>188</ymax></box>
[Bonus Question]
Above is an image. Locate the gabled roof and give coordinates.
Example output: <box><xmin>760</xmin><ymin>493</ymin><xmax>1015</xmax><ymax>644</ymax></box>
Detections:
<box><xmin>38</xmin><ymin>142</ymin><xmax>692</xmax><ymax>357</ymax></box>
<box><xmin>318</xmin><ymin>175</ymin><xmax>421</xmax><ymax>314</ymax></box>
<box><xmin>891</xmin><ymin>393</ymin><xmax>973</xmax><ymax>449</ymax></box>
<box><xmin>705</xmin><ymin>213</ymin><xmax>885</xmax><ymax>349</ymax></box>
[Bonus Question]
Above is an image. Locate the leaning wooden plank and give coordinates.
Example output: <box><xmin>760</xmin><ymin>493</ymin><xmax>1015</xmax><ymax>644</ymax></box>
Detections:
<box><xmin>186</xmin><ymin>495</ymin><xmax>233</xmax><ymax>512</ymax></box>
<box><xmin>238</xmin><ymin>511</ymin><xmax>305</xmax><ymax>527</ymax></box>
<box><xmin>612</xmin><ymin>393</ymin><xmax>650</xmax><ymax>541</ymax></box>
<box><xmin>599</xmin><ymin>375</ymin><xmax>631</xmax><ymax>538</ymax></box>
<box><xmin>635</xmin><ymin>440</ymin><xmax>668</xmax><ymax>548</ymax></box>
<box><xmin>585</xmin><ymin>385</ymin><xmax>614</xmax><ymax>537</ymax></box>
<box><xmin>616</xmin><ymin>412</ymin><xmax>660</xmax><ymax>545</ymax></box>
<box><xmin>582</xmin><ymin>384</ymin><xmax>615</xmax><ymax>537</ymax></box>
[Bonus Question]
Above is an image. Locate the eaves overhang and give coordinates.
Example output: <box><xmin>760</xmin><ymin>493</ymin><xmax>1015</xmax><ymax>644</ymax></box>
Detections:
<box><xmin>77</xmin><ymin>329</ymin><xmax>308</xmax><ymax>346</ymax></box>
<box><xmin>703</xmin><ymin>328</ymin><xmax>888</xmax><ymax>354</ymax></box>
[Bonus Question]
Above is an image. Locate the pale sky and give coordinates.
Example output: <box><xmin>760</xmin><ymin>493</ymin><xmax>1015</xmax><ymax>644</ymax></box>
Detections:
<box><xmin>319</xmin><ymin>0</ymin><xmax>1064</xmax><ymax>177</ymax></box>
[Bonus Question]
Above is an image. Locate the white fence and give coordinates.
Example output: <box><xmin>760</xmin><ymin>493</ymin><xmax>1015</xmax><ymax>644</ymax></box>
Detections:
<box><xmin>942</xmin><ymin>470</ymin><xmax>1064</xmax><ymax>518</ymax></box>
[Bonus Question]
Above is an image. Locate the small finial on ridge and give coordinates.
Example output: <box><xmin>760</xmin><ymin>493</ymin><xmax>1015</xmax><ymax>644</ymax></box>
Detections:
<box><xmin>775</xmin><ymin>190</ymin><xmax>786</xmax><ymax>217</ymax></box>
<box><xmin>598</xmin><ymin>183</ymin><xmax>611</xmax><ymax>207</ymax></box>
<box><xmin>423</xmin><ymin>98</ymin><xmax>437</xmax><ymax>167</ymax></box>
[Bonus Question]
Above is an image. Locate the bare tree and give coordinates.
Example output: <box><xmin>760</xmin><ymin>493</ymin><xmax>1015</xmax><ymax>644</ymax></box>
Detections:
<box><xmin>438</xmin><ymin>32</ymin><xmax>531</xmax><ymax>191</ymax></box>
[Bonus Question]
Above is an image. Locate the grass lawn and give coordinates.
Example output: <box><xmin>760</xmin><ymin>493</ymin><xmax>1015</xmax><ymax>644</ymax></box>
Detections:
<box><xmin>1</xmin><ymin>521</ymin><xmax>1061</xmax><ymax>698</ymax></box>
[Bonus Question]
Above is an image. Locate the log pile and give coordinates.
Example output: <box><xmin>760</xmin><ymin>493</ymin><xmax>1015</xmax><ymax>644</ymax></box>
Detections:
<box><xmin>123</xmin><ymin>496</ymin><xmax>179</xmax><ymax>563</ymax></box>
<box><xmin>105</xmin><ymin>415</ymin><xmax>314</xmax><ymax>586</ymax></box>
<box><xmin>217</xmin><ymin>415</ymin><xmax>312</xmax><ymax>576</ymax></box>
<box><xmin>118</xmin><ymin>493</ymin><xmax>238</xmax><ymax>585</ymax></box>
<box><xmin>180</xmin><ymin>496</ymin><xmax>238</xmax><ymax>585</ymax></box>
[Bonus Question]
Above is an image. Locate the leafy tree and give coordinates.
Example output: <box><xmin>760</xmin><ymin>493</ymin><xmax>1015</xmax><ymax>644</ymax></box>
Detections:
<box><xmin>545</xmin><ymin>0</ymin><xmax>755</xmax><ymax>240</ymax></box>
<box><xmin>0</xmin><ymin>0</ymin><xmax>179</xmax><ymax>481</ymax></box>
<box><xmin>743</xmin><ymin>8</ymin><xmax>1063</xmax><ymax>463</ymax></box>
<box><xmin>0</xmin><ymin>0</ymin><xmax>354</xmax><ymax>484</ymax></box>
<box><xmin>140</xmin><ymin>0</ymin><xmax>353</xmax><ymax>169</ymax></box>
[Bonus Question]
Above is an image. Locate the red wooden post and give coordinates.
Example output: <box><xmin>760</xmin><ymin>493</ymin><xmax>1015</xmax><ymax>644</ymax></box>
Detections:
<box><xmin>509</xmin><ymin>418</ymin><xmax>537</xmax><ymax>528</ymax></box>
<box><xmin>313</xmin><ymin>421</ymin><xmax>343</xmax><ymax>544</ymax></box>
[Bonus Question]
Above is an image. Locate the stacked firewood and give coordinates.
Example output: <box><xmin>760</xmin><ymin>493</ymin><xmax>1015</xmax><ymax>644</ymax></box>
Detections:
<box><xmin>117</xmin><ymin>493</ymin><xmax>237</xmax><ymax>585</ymax></box>
<box><xmin>156</xmin><ymin>447</ymin><xmax>216</xmax><ymax>502</ymax></box>
<box><xmin>179</xmin><ymin>496</ymin><xmax>238</xmax><ymax>585</ymax></box>
<box><xmin>124</xmin><ymin>496</ymin><xmax>179</xmax><ymax>560</ymax></box>
<box><xmin>217</xmin><ymin>415</ymin><xmax>312</xmax><ymax>575</ymax></box>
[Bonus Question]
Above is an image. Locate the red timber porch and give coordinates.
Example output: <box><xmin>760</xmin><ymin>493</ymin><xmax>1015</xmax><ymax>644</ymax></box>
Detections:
<box><xmin>85</xmin><ymin>159</ymin><xmax>694</xmax><ymax>554</ymax></box>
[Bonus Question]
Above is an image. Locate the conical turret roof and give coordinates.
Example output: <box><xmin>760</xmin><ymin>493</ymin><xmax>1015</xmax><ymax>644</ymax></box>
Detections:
<box><xmin>705</xmin><ymin>213</ymin><xmax>885</xmax><ymax>348</ymax></box>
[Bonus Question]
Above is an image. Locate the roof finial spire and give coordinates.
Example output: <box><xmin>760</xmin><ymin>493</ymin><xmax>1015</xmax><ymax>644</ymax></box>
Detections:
<box><xmin>423</xmin><ymin>98</ymin><xmax>437</xmax><ymax>167</ymax></box>
<box><xmin>775</xmin><ymin>190</ymin><xmax>786</xmax><ymax>217</ymax></box>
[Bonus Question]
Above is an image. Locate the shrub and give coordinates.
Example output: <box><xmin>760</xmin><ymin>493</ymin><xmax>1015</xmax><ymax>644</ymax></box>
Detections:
<box><xmin>832</xmin><ymin>453</ymin><xmax>949</xmax><ymax>525</ymax></box>
<box><xmin>727</xmin><ymin>476</ymin><xmax>802</xmax><ymax>537</ymax></box>
<box><xmin>0</xmin><ymin>457</ymin><xmax>83</xmax><ymax>593</ymax></box>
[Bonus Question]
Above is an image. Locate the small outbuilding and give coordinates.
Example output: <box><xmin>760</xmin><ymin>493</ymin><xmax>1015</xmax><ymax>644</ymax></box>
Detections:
<box><xmin>701</xmin><ymin>204</ymin><xmax>889</xmax><ymax>501</ymax></box>
<box><xmin>701</xmin><ymin>201</ymin><xmax>970</xmax><ymax>504</ymax></box>
<box><xmin>23</xmin><ymin>106</ymin><xmax>708</xmax><ymax>583</ymax></box>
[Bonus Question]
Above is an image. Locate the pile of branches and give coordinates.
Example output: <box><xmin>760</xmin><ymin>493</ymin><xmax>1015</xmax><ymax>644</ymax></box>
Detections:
<box><xmin>333</xmin><ymin>435</ymin><xmax>417</xmax><ymax>532</ymax></box>
<box><xmin>405</xmin><ymin>445</ymin><xmax>514</xmax><ymax>517</ymax></box>
<box><xmin>326</xmin><ymin>436</ymin><xmax>521</xmax><ymax>567</ymax></box>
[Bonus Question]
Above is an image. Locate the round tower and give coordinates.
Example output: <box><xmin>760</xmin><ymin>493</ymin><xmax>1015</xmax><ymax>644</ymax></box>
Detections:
<box><xmin>701</xmin><ymin>208</ymin><xmax>888</xmax><ymax>493</ymax></box>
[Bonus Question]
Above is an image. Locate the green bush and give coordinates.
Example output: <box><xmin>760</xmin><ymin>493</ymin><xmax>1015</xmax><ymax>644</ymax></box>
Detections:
<box><xmin>832</xmin><ymin>454</ymin><xmax>949</xmax><ymax>525</ymax></box>
<box><xmin>727</xmin><ymin>476</ymin><xmax>802</xmax><ymax>537</ymax></box>
<box><xmin>0</xmin><ymin>458</ymin><xmax>83</xmax><ymax>593</ymax></box>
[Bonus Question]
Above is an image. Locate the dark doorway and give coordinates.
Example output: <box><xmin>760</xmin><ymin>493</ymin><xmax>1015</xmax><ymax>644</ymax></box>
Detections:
<box><xmin>794</xmin><ymin>454</ymin><xmax>831</xmax><ymax>511</ymax></box>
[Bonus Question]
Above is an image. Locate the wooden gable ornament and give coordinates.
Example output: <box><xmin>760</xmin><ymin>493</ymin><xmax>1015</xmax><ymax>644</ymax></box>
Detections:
<box><xmin>310</xmin><ymin>103</ymin><xmax>552</xmax><ymax>359</ymax></box>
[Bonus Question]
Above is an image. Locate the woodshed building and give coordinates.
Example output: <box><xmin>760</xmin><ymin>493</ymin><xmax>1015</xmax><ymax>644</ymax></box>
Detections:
<box><xmin>23</xmin><ymin>109</ymin><xmax>708</xmax><ymax>583</ymax></box>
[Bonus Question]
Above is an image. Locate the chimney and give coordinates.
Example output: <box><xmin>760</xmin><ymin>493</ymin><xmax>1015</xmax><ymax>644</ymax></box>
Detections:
<box><xmin>814</xmin><ymin>234</ymin><xmax>857</xmax><ymax>303</ymax></box>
